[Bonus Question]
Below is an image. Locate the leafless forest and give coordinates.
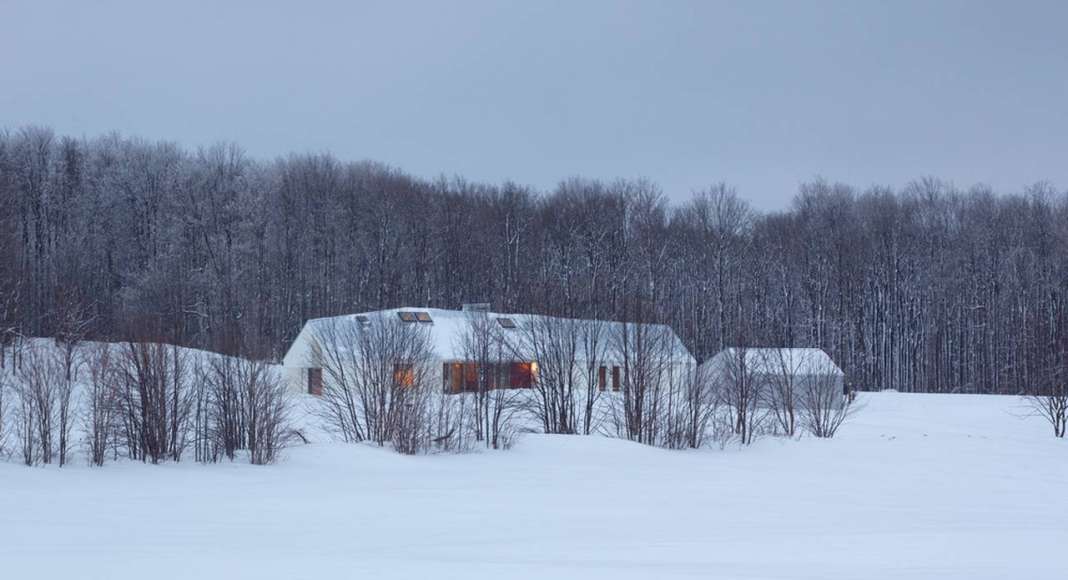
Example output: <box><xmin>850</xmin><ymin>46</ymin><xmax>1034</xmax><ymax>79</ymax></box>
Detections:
<box><xmin>2</xmin><ymin>126</ymin><xmax>1066</xmax><ymax>395</ymax></box>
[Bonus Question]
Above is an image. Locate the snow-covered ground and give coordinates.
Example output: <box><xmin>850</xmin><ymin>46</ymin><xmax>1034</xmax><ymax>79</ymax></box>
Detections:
<box><xmin>1</xmin><ymin>391</ymin><xmax>1065</xmax><ymax>579</ymax></box>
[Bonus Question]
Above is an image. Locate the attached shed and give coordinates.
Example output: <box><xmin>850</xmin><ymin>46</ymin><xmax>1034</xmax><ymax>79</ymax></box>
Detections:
<box><xmin>700</xmin><ymin>347</ymin><xmax>846</xmax><ymax>404</ymax></box>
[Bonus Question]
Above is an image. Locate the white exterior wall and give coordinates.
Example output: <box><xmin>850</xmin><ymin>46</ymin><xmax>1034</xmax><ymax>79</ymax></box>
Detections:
<box><xmin>698</xmin><ymin>348</ymin><xmax>846</xmax><ymax>407</ymax></box>
<box><xmin>281</xmin><ymin>307</ymin><xmax>697</xmax><ymax>395</ymax></box>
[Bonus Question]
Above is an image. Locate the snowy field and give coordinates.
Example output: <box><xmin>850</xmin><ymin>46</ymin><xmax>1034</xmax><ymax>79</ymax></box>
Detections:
<box><xmin>1</xmin><ymin>391</ymin><xmax>1065</xmax><ymax>579</ymax></box>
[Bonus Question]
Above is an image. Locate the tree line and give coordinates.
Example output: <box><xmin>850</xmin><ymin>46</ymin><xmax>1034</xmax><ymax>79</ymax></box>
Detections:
<box><xmin>2</xmin><ymin>126</ymin><xmax>1066</xmax><ymax>395</ymax></box>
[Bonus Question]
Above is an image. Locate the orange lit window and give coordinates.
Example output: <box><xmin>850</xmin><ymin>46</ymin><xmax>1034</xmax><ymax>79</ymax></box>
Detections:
<box><xmin>393</xmin><ymin>363</ymin><xmax>415</xmax><ymax>388</ymax></box>
<box><xmin>450</xmin><ymin>363</ymin><xmax>464</xmax><ymax>393</ymax></box>
<box><xmin>510</xmin><ymin>362</ymin><xmax>535</xmax><ymax>388</ymax></box>
<box><xmin>464</xmin><ymin>362</ymin><xmax>479</xmax><ymax>391</ymax></box>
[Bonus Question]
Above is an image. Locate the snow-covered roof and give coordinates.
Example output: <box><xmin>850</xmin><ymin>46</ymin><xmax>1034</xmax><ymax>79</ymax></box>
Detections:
<box><xmin>283</xmin><ymin>307</ymin><xmax>694</xmax><ymax>367</ymax></box>
<box><xmin>703</xmin><ymin>347</ymin><xmax>844</xmax><ymax>376</ymax></box>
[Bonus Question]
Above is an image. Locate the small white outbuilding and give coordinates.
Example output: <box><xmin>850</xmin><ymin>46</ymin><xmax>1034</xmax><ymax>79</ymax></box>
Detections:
<box><xmin>699</xmin><ymin>347</ymin><xmax>847</xmax><ymax>404</ymax></box>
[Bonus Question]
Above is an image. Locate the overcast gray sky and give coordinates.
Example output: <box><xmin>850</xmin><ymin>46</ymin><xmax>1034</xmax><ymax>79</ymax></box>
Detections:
<box><xmin>2</xmin><ymin>0</ymin><xmax>1066</xmax><ymax>209</ymax></box>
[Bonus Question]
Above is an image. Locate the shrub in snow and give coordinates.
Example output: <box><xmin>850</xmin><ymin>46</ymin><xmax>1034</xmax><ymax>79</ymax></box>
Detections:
<box><xmin>1027</xmin><ymin>385</ymin><xmax>1067</xmax><ymax>438</ymax></box>
<box><xmin>311</xmin><ymin>314</ymin><xmax>452</xmax><ymax>454</ymax></box>
<box><xmin>113</xmin><ymin>341</ymin><xmax>196</xmax><ymax>463</ymax></box>
<box><xmin>607</xmin><ymin>322</ymin><xmax>682</xmax><ymax>447</ymax></box>
<box><xmin>194</xmin><ymin>354</ymin><xmax>293</xmax><ymax>465</ymax></box>
<box><xmin>82</xmin><ymin>342</ymin><xmax>119</xmax><ymax>466</ymax></box>
<box><xmin>0</xmin><ymin>363</ymin><xmax>8</xmax><ymax>456</ymax></box>
<box><xmin>797</xmin><ymin>373</ymin><xmax>853</xmax><ymax>438</ymax></box>
<box><xmin>13</xmin><ymin>343</ymin><xmax>69</xmax><ymax>465</ymax></box>
<box><xmin>456</xmin><ymin>311</ymin><xmax>522</xmax><ymax>450</ymax></box>
<box><xmin>242</xmin><ymin>360</ymin><xmax>292</xmax><ymax>465</ymax></box>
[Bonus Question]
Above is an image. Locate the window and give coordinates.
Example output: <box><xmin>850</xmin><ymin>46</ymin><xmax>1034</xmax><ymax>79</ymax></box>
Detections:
<box><xmin>397</xmin><ymin>311</ymin><xmax>417</xmax><ymax>323</ymax></box>
<box><xmin>464</xmin><ymin>362</ymin><xmax>478</xmax><ymax>391</ymax></box>
<box><xmin>612</xmin><ymin>366</ymin><xmax>621</xmax><ymax>392</ymax></box>
<box><xmin>598</xmin><ymin>366</ymin><xmax>607</xmax><ymax>391</ymax></box>
<box><xmin>393</xmin><ymin>363</ymin><xmax>415</xmax><ymax>388</ymax></box>
<box><xmin>415</xmin><ymin>311</ymin><xmax>433</xmax><ymax>323</ymax></box>
<box><xmin>448</xmin><ymin>363</ymin><xmax>464</xmax><ymax>393</ymax></box>
<box><xmin>355</xmin><ymin>315</ymin><xmax>370</xmax><ymax>326</ymax></box>
<box><xmin>442</xmin><ymin>362</ymin><xmax>537</xmax><ymax>393</ymax></box>
<box><xmin>308</xmin><ymin>367</ymin><xmax>323</xmax><ymax>396</ymax></box>
<box><xmin>497</xmin><ymin>317</ymin><xmax>517</xmax><ymax>329</ymax></box>
<box><xmin>509</xmin><ymin>362</ymin><xmax>535</xmax><ymax>389</ymax></box>
<box><xmin>444</xmin><ymin>362</ymin><xmax>486</xmax><ymax>393</ymax></box>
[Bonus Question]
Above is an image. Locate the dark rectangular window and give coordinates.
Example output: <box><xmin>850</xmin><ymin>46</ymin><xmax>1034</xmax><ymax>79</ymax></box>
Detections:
<box><xmin>397</xmin><ymin>311</ymin><xmax>417</xmax><ymax>323</ymax></box>
<box><xmin>415</xmin><ymin>311</ymin><xmax>433</xmax><ymax>323</ymax></box>
<box><xmin>497</xmin><ymin>317</ymin><xmax>517</xmax><ymax>329</ymax></box>
<box><xmin>598</xmin><ymin>366</ymin><xmax>607</xmax><ymax>391</ymax></box>
<box><xmin>308</xmin><ymin>367</ymin><xmax>323</xmax><ymax>396</ymax></box>
<box><xmin>612</xmin><ymin>366</ymin><xmax>621</xmax><ymax>392</ymax></box>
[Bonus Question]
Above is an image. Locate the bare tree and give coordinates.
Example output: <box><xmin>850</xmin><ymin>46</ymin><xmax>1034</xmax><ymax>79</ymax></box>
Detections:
<box><xmin>675</xmin><ymin>363</ymin><xmax>716</xmax><ymax>448</ymax></box>
<box><xmin>82</xmin><ymin>342</ymin><xmax>119</xmax><ymax>466</ymax></box>
<box><xmin>308</xmin><ymin>319</ymin><xmax>366</xmax><ymax>443</ymax></box>
<box><xmin>610</xmin><ymin>321</ymin><xmax>676</xmax><ymax>446</ymax></box>
<box><xmin>193</xmin><ymin>349</ymin><xmax>293</xmax><ymax>464</ymax></box>
<box><xmin>1026</xmin><ymin>355</ymin><xmax>1067</xmax><ymax>438</ymax></box>
<box><xmin>16</xmin><ymin>343</ymin><xmax>64</xmax><ymax>464</ymax></box>
<box><xmin>389</xmin><ymin>359</ymin><xmax>436</xmax><ymax>455</ymax></box>
<box><xmin>521</xmin><ymin>315</ymin><xmax>580</xmax><ymax>434</ymax></box>
<box><xmin>198</xmin><ymin>354</ymin><xmax>245</xmax><ymax>461</ymax></box>
<box><xmin>798</xmin><ymin>370</ymin><xmax>852</xmax><ymax>438</ymax></box>
<box><xmin>715</xmin><ymin>347</ymin><xmax>765</xmax><ymax>445</ymax></box>
<box><xmin>310</xmin><ymin>314</ymin><xmax>436</xmax><ymax>450</ymax></box>
<box><xmin>0</xmin><ymin>363</ymin><xmax>8</xmax><ymax>456</ymax></box>
<box><xmin>241</xmin><ymin>360</ymin><xmax>291</xmax><ymax>464</ymax></box>
<box><xmin>427</xmin><ymin>391</ymin><xmax>472</xmax><ymax>453</ymax></box>
<box><xmin>1028</xmin><ymin>386</ymin><xmax>1067</xmax><ymax>437</ymax></box>
<box><xmin>579</xmin><ymin>319</ymin><xmax>607</xmax><ymax>435</ymax></box>
<box><xmin>54</xmin><ymin>341</ymin><xmax>80</xmax><ymax>467</ymax></box>
<box><xmin>115</xmin><ymin>341</ymin><xmax>194</xmax><ymax>463</ymax></box>
<box><xmin>760</xmin><ymin>350</ymin><xmax>803</xmax><ymax>437</ymax></box>
<box><xmin>13</xmin><ymin>380</ymin><xmax>36</xmax><ymax>466</ymax></box>
<box><xmin>458</xmin><ymin>311</ymin><xmax>522</xmax><ymax>449</ymax></box>
<box><xmin>0</xmin><ymin>283</ymin><xmax>20</xmax><ymax>370</ymax></box>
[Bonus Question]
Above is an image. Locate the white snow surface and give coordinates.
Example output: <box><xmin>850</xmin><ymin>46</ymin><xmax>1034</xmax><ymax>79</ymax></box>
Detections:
<box><xmin>1</xmin><ymin>391</ymin><xmax>1065</xmax><ymax>579</ymax></box>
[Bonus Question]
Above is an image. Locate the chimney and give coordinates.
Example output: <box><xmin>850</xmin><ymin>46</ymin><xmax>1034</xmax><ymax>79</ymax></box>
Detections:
<box><xmin>461</xmin><ymin>303</ymin><xmax>491</xmax><ymax>313</ymax></box>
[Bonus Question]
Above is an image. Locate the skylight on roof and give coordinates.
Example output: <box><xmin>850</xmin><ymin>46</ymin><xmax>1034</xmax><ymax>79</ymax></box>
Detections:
<box><xmin>398</xmin><ymin>311</ymin><xmax>417</xmax><ymax>323</ymax></box>
<box><xmin>415</xmin><ymin>311</ymin><xmax>433</xmax><ymax>323</ymax></box>
<box><xmin>355</xmin><ymin>315</ymin><xmax>370</xmax><ymax>325</ymax></box>
<box><xmin>497</xmin><ymin>317</ymin><xmax>516</xmax><ymax>329</ymax></box>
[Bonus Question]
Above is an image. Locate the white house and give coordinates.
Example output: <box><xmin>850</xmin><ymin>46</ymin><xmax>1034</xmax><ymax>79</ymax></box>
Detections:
<box><xmin>281</xmin><ymin>304</ymin><xmax>695</xmax><ymax>395</ymax></box>
<box><xmin>699</xmin><ymin>347</ymin><xmax>847</xmax><ymax>403</ymax></box>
